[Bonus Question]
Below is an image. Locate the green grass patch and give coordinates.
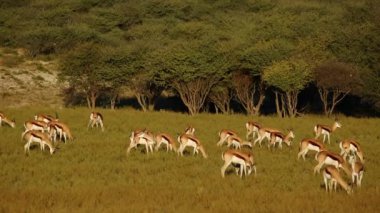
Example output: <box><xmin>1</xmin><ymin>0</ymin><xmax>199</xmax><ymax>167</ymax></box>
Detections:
<box><xmin>0</xmin><ymin>108</ymin><xmax>379</xmax><ymax>212</ymax></box>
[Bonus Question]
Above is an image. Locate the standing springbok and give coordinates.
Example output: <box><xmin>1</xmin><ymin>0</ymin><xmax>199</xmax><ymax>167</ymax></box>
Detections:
<box><xmin>339</xmin><ymin>139</ymin><xmax>364</xmax><ymax>163</ymax></box>
<box><xmin>314</xmin><ymin>150</ymin><xmax>350</xmax><ymax>175</ymax></box>
<box><xmin>155</xmin><ymin>133</ymin><xmax>177</xmax><ymax>152</ymax></box>
<box><xmin>216</xmin><ymin>129</ymin><xmax>238</xmax><ymax>147</ymax></box>
<box><xmin>126</xmin><ymin>129</ymin><xmax>155</xmax><ymax>155</ymax></box>
<box><xmin>0</xmin><ymin>112</ymin><xmax>15</xmax><ymax>128</ymax></box>
<box><xmin>177</xmin><ymin>134</ymin><xmax>208</xmax><ymax>158</ymax></box>
<box><xmin>297</xmin><ymin>138</ymin><xmax>325</xmax><ymax>161</ymax></box>
<box><xmin>268</xmin><ymin>130</ymin><xmax>294</xmax><ymax>149</ymax></box>
<box><xmin>221</xmin><ymin>149</ymin><xmax>256</xmax><ymax>178</ymax></box>
<box><xmin>314</xmin><ymin>121</ymin><xmax>341</xmax><ymax>144</ymax></box>
<box><xmin>348</xmin><ymin>154</ymin><xmax>364</xmax><ymax>187</ymax></box>
<box><xmin>245</xmin><ymin>121</ymin><xmax>261</xmax><ymax>141</ymax></box>
<box><xmin>34</xmin><ymin>114</ymin><xmax>58</xmax><ymax>123</ymax></box>
<box><xmin>323</xmin><ymin>165</ymin><xmax>352</xmax><ymax>194</ymax></box>
<box><xmin>22</xmin><ymin>130</ymin><xmax>55</xmax><ymax>155</ymax></box>
<box><xmin>226</xmin><ymin>135</ymin><xmax>252</xmax><ymax>149</ymax></box>
<box><xmin>87</xmin><ymin>112</ymin><xmax>104</xmax><ymax>131</ymax></box>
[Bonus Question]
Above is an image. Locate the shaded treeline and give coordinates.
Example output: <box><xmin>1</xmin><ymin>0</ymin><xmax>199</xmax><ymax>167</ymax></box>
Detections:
<box><xmin>1</xmin><ymin>0</ymin><xmax>379</xmax><ymax>116</ymax></box>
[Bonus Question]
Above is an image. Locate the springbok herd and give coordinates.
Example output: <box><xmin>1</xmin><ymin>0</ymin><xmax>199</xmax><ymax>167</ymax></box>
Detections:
<box><xmin>0</xmin><ymin>111</ymin><xmax>365</xmax><ymax>194</ymax></box>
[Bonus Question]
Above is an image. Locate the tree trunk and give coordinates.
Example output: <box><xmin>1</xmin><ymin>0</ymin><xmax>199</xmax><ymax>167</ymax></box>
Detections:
<box><xmin>135</xmin><ymin>94</ymin><xmax>147</xmax><ymax>112</ymax></box>
<box><xmin>88</xmin><ymin>91</ymin><xmax>98</xmax><ymax>109</ymax></box>
<box><xmin>274</xmin><ymin>91</ymin><xmax>282</xmax><ymax>118</ymax></box>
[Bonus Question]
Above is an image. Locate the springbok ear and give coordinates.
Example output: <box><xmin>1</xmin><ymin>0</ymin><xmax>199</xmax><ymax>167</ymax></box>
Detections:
<box><xmin>12</xmin><ymin>118</ymin><xmax>16</xmax><ymax>122</ymax></box>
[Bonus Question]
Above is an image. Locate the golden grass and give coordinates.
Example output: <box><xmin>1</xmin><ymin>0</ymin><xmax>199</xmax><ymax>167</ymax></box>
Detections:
<box><xmin>0</xmin><ymin>107</ymin><xmax>379</xmax><ymax>212</ymax></box>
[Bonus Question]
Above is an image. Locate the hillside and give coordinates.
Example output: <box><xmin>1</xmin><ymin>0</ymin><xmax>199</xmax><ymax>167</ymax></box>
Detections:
<box><xmin>0</xmin><ymin>48</ymin><xmax>62</xmax><ymax>108</ymax></box>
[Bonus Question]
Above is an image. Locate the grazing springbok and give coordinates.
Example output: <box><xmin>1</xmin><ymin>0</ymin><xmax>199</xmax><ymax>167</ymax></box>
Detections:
<box><xmin>221</xmin><ymin>149</ymin><xmax>256</xmax><ymax>178</ymax></box>
<box><xmin>314</xmin><ymin>150</ymin><xmax>350</xmax><ymax>175</ymax></box>
<box><xmin>268</xmin><ymin>130</ymin><xmax>294</xmax><ymax>149</ymax></box>
<box><xmin>155</xmin><ymin>133</ymin><xmax>177</xmax><ymax>152</ymax></box>
<box><xmin>24</xmin><ymin>120</ymin><xmax>48</xmax><ymax>132</ymax></box>
<box><xmin>339</xmin><ymin>139</ymin><xmax>364</xmax><ymax>163</ymax></box>
<box><xmin>348</xmin><ymin>154</ymin><xmax>364</xmax><ymax>187</ymax></box>
<box><xmin>87</xmin><ymin>112</ymin><xmax>104</xmax><ymax>131</ymax></box>
<box><xmin>226</xmin><ymin>135</ymin><xmax>252</xmax><ymax>149</ymax></box>
<box><xmin>314</xmin><ymin>121</ymin><xmax>341</xmax><ymax>144</ymax></box>
<box><xmin>177</xmin><ymin>134</ymin><xmax>207</xmax><ymax>158</ymax></box>
<box><xmin>34</xmin><ymin>113</ymin><xmax>58</xmax><ymax>123</ymax></box>
<box><xmin>245</xmin><ymin>121</ymin><xmax>261</xmax><ymax>141</ymax></box>
<box><xmin>254</xmin><ymin>127</ymin><xmax>282</xmax><ymax>147</ymax></box>
<box><xmin>22</xmin><ymin>130</ymin><xmax>55</xmax><ymax>155</ymax></box>
<box><xmin>0</xmin><ymin>112</ymin><xmax>15</xmax><ymax>128</ymax></box>
<box><xmin>298</xmin><ymin>138</ymin><xmax>326</xmax><ymax>161</ymax></box>
<box><xmin>47</xmin><ymin>121</ymin><xmax>73</xmax><ymax>143</ymax></box>
<box><xmin>126</xmin><ymin>129</ymin><xmax>155</xmax><ymax>155</ymax></box>
<box><xmin>216</xmin><ymin>129</ymin><xmax>238</xmax><ymax>147</ymax></box>
<box><xmin>323</xmin><ymin>165</ymin><xmax>352</xmax><ymax>194</ymax></box>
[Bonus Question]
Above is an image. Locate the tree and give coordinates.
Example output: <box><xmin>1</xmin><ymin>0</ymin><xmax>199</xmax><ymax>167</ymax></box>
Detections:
<box><xmin>314</xmin><ymin>61</ymin><xmax>361</xmax><ymax>116</ymax></box>
<box><xmin>59</xmin><ymin>43</ymin><xmax>109</xmax><ymax>109</ymax></box>
<box><xmin>154</xmin><ymin>41</ymin><xmax>227</xmax><ymax>115</ymax></box>
<box><xmin>208</xmin><ymin>84</ymin><xmax>232</xmax><ymax>114</ymax></box>
<box><xmin>231</xmin><ymin>71</ymin><xmax>265</xmax><ymax>115</ymax></box>
<box><xmin>130</xmin><ymin>71</ymin><xmax>163</xmax><ymax>111</ymax></box>
<box><xmin>263</xmin><ymin>59</ymin><xmax>312</xmax><ymax>117</ymax></box>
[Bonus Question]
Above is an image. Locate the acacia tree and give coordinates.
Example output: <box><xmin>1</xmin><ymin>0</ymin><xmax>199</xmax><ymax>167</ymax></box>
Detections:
<box><xmin>208</xmin><ymin>84</ymin><xmax>232</xmax><ymax>114</ymax></box>
<box><xmin>314</xmin><ymin>61</ymin><xmax>361</xmax><ymax>116</ymax></box>
<box><xmin>155</xmin><ymin>41</ymin><xmax>227</xmax><ymax>115</ymax></box>
<box><xmin>263</xmin><ymin>59</ymin><xmax>312</xmax><ymax>117</ymax></box>
<box><xmin>130</xmin><ymin>71</ymin><xmax>163</xmax><ymax>111</ymax></box>
<box><xmin>231</xmin><ymin>71</ymin><xmax>265</xmax><ymax>115</ymax></box>
<box><xmin>59</xmin><ymin>43</ymin><xmax>108</xmax><ymax>109</ymax></box>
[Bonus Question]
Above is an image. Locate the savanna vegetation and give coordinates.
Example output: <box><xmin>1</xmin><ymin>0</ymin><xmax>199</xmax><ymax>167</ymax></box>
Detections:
<box><xmin>0</xmin><ymin>108</ymin><xmax>380</xmax><ymax>212</ymax></box>
<box><xmin>0</xmin><ymin>0</ymin><xmax>379</xmax><ymax>116</ymax></box>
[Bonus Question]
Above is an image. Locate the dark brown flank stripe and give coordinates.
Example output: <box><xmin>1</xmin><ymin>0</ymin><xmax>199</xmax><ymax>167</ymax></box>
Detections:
<box><xmin>186</xmin><ymin>135</ymin><xmax>200</xmax><ymax>145</ymax></box>
<box><xmin>325</xmin><ymin>168</ymin><xmax>332</xmax><ymax>176</ymax></box>
<box><xmin>318</xmin><ymin>124</ymin><xmax>331</xmax><ymax>133</ymax></box>
<box><xmin>230</xmin><ymin>136</ymin><xmax>241</xmax><ymax>142</ymax></box>
<box><xmin>233</xmin><ymin>152</ymin><xmax>250</xmax><ymax>162</ymax></box>
<box><xmin>350</xmin><ymin>140</ymin><xmax>360</xmax><ymax>151</ymax></box>
<box><xmin>272</xmin><ymin>132</ymin><xmax>284</xmax><ymax>139</ymax></box>
<box><xmin>30</xmin><ymin>121</ymin><xmax>45</xmax><ymax>127</ymax></box>
<box><xmin>97</xmin><ymin>112</ymin><xmax>103</xmax><ymax>120</ymax></box>
<box><xmin>308</xmin><ymin>139</ymin><xmax>323</xmax><ymax>148</ymax></box>
<box><xmin>326</xmin><ymin>152</ymin><xmax>344</xmax><ymax>163</ymax></box>
<box><xmin>31</xmin><ymin>132</ymin><xmax>43</xmax><ymax>140</ymax></box>
<box><xmin>226</xmin><ymin>130</ymin><xmax>236</xmax><ymax>135</ymax></box>
<box><xmin>161</xmin><ymin>134</ymin><xmax>173</xmax><ymax>144</ymax></box>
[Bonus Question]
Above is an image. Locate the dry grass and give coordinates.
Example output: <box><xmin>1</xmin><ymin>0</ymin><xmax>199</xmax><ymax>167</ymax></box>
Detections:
<box><xmin>0</xmin><ymin>107</ymin><xmax>379</xmax><ymax>212</ymax></box>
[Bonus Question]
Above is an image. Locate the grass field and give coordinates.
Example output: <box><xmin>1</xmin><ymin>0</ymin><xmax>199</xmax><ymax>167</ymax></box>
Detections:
<box><xmin>0</xmin><ymin>107</ymin><xmax>379</xmax><ymax>212</ymax></box>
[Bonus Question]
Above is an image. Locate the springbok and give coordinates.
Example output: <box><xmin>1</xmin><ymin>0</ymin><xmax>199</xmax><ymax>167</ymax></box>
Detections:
<box><xmin>34</xmin><ymin>113</ymin><xmax>58</xmax><ymax>123</ymax></box>
<box><xmin>216</xmin><ymin>129</ymin><xmax>238</xmax><ymax>147</ymax></box>
<box><xmin>126</xmin><ymin>129</ymin><xmax>155</xmax><ymax>155</ymax></box>
<box><xmin>221</xmin><ymin>149</ymin><xmax>256</xmax><ymax>178</ymax></box>
<box><xmin>87</xmin><ymin>112</ymin><xmax>104</xmax><ymax>131</ymax></box>
<box><xmin>184</xmin><ymin>126</ymin><xmax>195</xmax><ymax>135</ymax></box>
<box><xmin>314</xmin><ymin>150</ymin><xmax>350</xmax><ymax>175</ymax></box>
<box><xmin>22</xmin><ymin>130</ymin><xmax>55</xmax><ymax>155</ymax></box>
<box><xmin>339</xmin><ymin>139</ymin><xmax>364</xmax><ymax>163</ymax></box>
<box><xmin>323</xmin><ymin>165</ymin><xmax>352</xmax><ymax>194</ymax></box>
<box><xmin>177</xmin><ymin>134</ymin><xmax>207</xmax><ymax>158</ymax></box>
<box><xmin>0</xmin><ymin>112</ymin><xmax>15</xmax><ymax>128</ymax></box>
<box><xmin>245</xmin><ymin>121</ymin><xmax>261</xmax><ymax>141</ymax></box>
<box><xmin>348</xmin><ymin>154</ymin><xmax>364</xmax><ymax>187</ymax></box>
<box><xmin>155</xmin><ymin>133</ymin><xmax>177</xmax><ymax>152</ymax></box>
<box><xmin>314</xmin><ymin>121</ymin><xmax>341</xmax><ymax>144</ymax></box>
<box><xmin>47</xmin><ymin>121</ymin><xmax>73</xmax><ymax>143</ymax></box>
<box><xmin>268</xmin><ymin>130</ymin><xmax>294</xmax><ymax>149</ymax></box>
<box><xmin>226</xmin><ymin>135</ymin><xmax>252</xmax><ymax>149</ymax></box>
<box><xmin>298</xmin><ymin>138</ymin><xmax>325</xmax><ymax>161</ymax></box>
<box><xmin>254</xmin><ymin>127</ymin><xmax>282</xmax><ymax>147</ymax></box>
<box><xmin>24</xmin><ymin>120</ymin><xmax>48</xmax><ymax>132</ymax></box>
